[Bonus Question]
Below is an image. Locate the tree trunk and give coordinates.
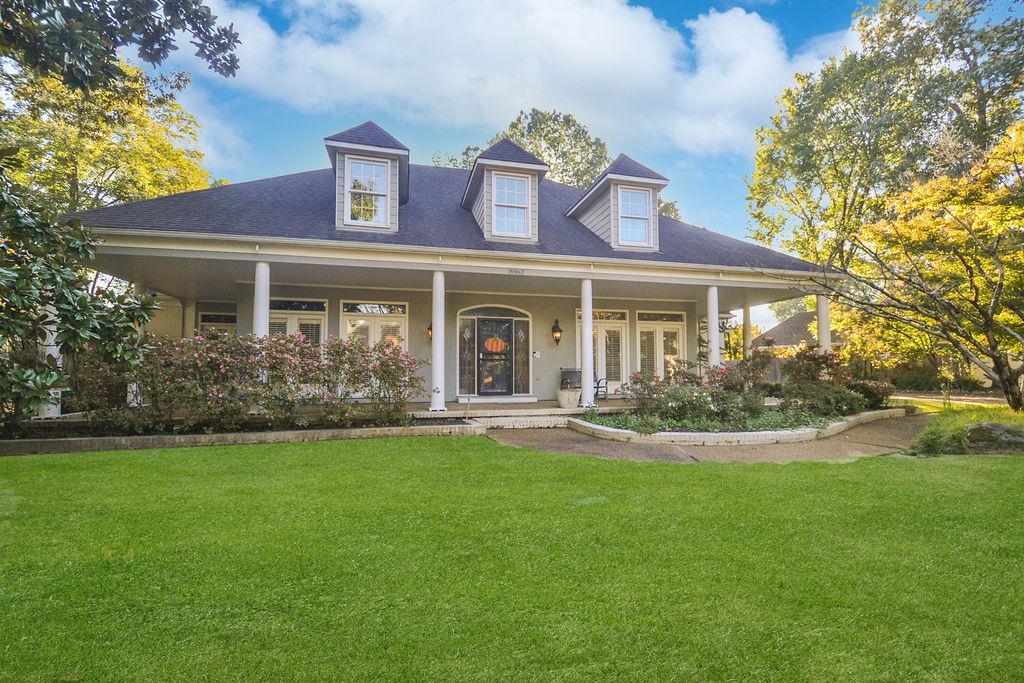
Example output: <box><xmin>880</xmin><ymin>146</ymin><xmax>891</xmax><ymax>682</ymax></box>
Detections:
<box><xmin>991</xmin><ymin>356</ymin><xmax>1024</xmax><ymax>411</ymax></box>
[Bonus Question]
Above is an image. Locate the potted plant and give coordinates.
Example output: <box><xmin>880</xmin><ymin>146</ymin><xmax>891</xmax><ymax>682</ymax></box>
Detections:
<box><xmin>557</xmin><ymin>369</ymin><xmax>582</xmax><ymax>409</ymax></box>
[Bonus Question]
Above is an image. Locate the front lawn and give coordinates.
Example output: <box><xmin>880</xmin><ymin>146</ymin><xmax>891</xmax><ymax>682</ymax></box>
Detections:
<box><xmin>2</xmin><ymin>437</ymin><xmax>1022</xmax><ymax>679</ymax></box>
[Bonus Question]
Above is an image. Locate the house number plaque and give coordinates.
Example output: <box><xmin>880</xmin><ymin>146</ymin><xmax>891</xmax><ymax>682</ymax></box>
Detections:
<box><xmin>507</xmin><ymin>268</ymin><xmax>526</xmax><ymax>276</ymax></box>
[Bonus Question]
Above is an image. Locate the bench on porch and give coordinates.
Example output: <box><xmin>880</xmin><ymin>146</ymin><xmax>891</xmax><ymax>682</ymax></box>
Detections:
<box><xmin>560</xmin><ymin>369</ymin><xmax>608</xmax><ymax>400</ymax></box>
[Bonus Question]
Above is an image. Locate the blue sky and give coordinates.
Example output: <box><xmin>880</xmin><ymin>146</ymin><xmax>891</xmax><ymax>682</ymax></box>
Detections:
<box><xmin>166</xmin><ymin>0</ymin><xmax>865</xmax><ymax>324</ymax></box>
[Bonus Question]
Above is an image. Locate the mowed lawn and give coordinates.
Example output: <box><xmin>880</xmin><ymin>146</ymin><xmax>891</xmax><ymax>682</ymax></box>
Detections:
<box><xmin>1</xmin><ymin>437</ymin><xmax>1023</xmax><ymax>680</ymax></box>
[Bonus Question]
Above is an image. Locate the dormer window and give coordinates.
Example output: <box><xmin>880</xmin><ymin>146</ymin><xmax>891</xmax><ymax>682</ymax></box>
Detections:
<box><xmin>492</xmin><ymin>173</ymin><xmax>530</xmax><ymax>237</ymax></box>
<box><xmin>345</xmin><ymin>156</ymin><xmax>390</xmax><ymax>227</ymax></box>
<box><xmin>618</xmin><ymin>186</ymin><xmax>652</xmax><ymax>246</ymax></box>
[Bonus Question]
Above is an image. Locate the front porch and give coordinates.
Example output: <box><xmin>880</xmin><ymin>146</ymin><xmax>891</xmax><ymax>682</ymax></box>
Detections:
<box><xmin>89</xmin><ymin>234</ymin><xmax>831</xmax><ymax>413</ymax></box>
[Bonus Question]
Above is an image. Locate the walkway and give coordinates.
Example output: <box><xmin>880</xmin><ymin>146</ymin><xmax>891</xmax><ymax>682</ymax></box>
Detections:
<box><xmin>488</xmin><ymin>415</ymin><xmax>931</xmax><ymax>464</ymax></box>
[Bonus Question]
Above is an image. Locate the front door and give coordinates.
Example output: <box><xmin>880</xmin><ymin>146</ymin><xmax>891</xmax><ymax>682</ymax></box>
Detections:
<box><xmin>477</xmin><ymin>318</ymin><xmax>513</xmax><ymax>396</ymax></box>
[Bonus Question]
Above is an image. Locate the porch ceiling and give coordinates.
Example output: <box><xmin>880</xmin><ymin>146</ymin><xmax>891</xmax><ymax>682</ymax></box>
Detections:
<box><xmin>92</xmin><ymin>251</ymin><xmax>807</xmax><ymax>310</ymax></box>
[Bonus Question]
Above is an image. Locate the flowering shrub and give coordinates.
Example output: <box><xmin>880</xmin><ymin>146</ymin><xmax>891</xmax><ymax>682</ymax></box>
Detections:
<box><xmin>781</xmin><ymin>346</ymin><xmax>846</xmax><ymax>384</ymax></box>
<box><xmin>67</xmin><ymin>332</ymin><xmax>428</xmax><ymax>434</ymax></box>
<box><xmin>619</xmin><ymin>371</ymin><xmax>666</xmax><ymax>416</ymax></box>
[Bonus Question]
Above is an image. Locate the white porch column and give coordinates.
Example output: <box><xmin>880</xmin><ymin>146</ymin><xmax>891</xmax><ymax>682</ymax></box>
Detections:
<box><xmin>36</xmin><ymin>306</ymin><xmax>62</xmax><ymax>418</ymax></box>
<box><xmin>429</xmin><ymin>270</ymin><xmax>447</xmax><ymax>411</ymax></box>
<box><xmin>816</xmin><ymin>294</ymin><xmax>832</xmax><ymax>353</ymax></box>
<box><xmin>742</xmin><ymin>302</ymin><xmax>752</xmax><ymax>359</ymax></box>
<box><xmin>253</xmin><ymin>261</ymin><xmax>270</xmax><ymax>337</ymax></box>
<box><xmin>707</xmin><ymin>286</ymin><xmax>721</xmax><ymax>368</ymax></box>
<box><xmin>181</xmin><ymin>298</ymin><xmax>196</xmax><ymax>337</ymax></box>
<box><xmin>580</xmin><ymin>278</ymin><xmax>595</xmax><ymax>407</ymax></box>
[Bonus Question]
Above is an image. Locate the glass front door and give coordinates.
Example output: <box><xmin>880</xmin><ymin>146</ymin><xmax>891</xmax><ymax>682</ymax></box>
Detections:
<box><xmin>477</xmin><ymin>318</ymin><xmax>513</xmax><ymax>396</ymax></box>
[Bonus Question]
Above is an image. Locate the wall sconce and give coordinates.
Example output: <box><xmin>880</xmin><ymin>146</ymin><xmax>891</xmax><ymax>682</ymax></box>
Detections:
<box><xmin>426</xmin><ymin>323</ymin><xmax>432</xmax><ymax>340</ymax></box>
<box><xmin>551</xmin><ymin>319</ymin><xmax>563</xmax><ymax>346</ymax></box>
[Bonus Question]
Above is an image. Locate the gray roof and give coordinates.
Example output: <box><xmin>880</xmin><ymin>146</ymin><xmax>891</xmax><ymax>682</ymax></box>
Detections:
<box><xmin>604</xmin><ymin>153</ymin><xmax>668</xmax><ymax>181</ymax></box>
<box><xmin>752</xmin><ymin>311</ymin><xmax>839</xmax><ymax>347</ymax></box>
<box><xmin>477</xmin><ymin>139</ymin><xmax>547</xmax><ymax>166</ymax></box>
<box><xmin>73</xmin><ymin>164</ymin><xmax>821</xmax><ymax>273</ymax></box>
<box><xmin>324</xmin><ymin>121</ymin><xmax>409</xmax><ymax>151</ymax></box>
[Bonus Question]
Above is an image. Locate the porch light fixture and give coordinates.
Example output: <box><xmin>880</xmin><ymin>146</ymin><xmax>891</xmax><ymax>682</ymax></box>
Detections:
<box><xmin>426</xmin><ymin>323</ymin><xmax>432</xmax><ymax>340</ymax></box>
<box><xmin>551</xmin><ymin>319</ymin><xmax>563</xmax><ymax>346</ymax></box>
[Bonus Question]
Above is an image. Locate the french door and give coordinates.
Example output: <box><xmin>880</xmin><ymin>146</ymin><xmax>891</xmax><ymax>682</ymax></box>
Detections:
<box><xmin>587</xmin><ymin>323</ymin><xmax>627</xmax><ymax>391</ymax></box>
<box><xmin>638</xmin><ymin>322</ymin><xmax>684</xmax><ymax>379</ymax></box>
<box><xmin>344</xmin><ymin>316</ymin><xmax>407</xmax><ymax>349</ymax></box>
<box><xmin>268</xmin><ymin>315</ymin><xmax>324</xmax><ymax>346</ymax></box>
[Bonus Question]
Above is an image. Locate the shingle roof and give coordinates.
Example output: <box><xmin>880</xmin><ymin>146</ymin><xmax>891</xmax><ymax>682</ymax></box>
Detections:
<box><xmin>476</xmin><ymin>139</ymin><xmax>547</xmax><ymax>166</ymax></box>
<box><xmin>73</xmin><ymin>164</ymin><xmax>821</xmax><ymax>273</ymax></box>
<box><xmin>604</xmin><ymin>153</ymin><xmax>668</xmax><ymax>181</ymax></box>
<box><xmin>324</xmin><ymin>121</ymin><xmax>409</xmax><ymax>151</ymax></box>
<box><xmin>752</xmin><ymin>310</ymin><xmax>838</xmax><ymax>348</ymax></box>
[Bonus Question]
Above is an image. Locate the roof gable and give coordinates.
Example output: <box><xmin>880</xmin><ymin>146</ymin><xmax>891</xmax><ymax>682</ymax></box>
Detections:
<box><xmin>477</xmin><ymin>139</ymin><xmax>547</xmax><ymax>166</ymax></box>
<box><xmin>324</xmin><ymin>121</ymin><xmax>409</xmax><ymax>151</ymax></box>
<box><xmin>604</xmin><ymin>153</ymin><xmax>668</xmax><ymax>181</ymax></box>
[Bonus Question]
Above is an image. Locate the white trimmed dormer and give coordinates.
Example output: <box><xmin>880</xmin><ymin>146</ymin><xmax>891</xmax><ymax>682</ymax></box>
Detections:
<box><xmin>460</xmin><ymin>140</ymin><xmax>548</xmax><ymax>245</ymax></box>
<box><xmin>566</xmin><ymin>154</ymin><xmax>669</xmax><ymax>252</ymax></box>
<box><xmin>325</xmin><ymin>121</ymin><xmax>409</xmax><ymax>233</ymax></box>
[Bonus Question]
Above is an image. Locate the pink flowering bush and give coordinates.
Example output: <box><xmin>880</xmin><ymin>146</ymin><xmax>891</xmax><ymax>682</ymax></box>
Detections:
<box><xmin>619</xmin><ymin>371</ymin><xmax>666</xmax><ymax>416</ymax></box>
<box><xmin>363</xmin><ymin>340</ymin><xmax>426</xmax><ymax>425</ymax></box>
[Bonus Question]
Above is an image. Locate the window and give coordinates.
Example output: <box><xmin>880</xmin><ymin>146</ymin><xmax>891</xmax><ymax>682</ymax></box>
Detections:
<box><xmin>492</xmin><ymin>173</ymin><xmax>529</xmax><ymax>237</ymax></box>
<box><xmin>345</xmin><ymin>156</ymin><xmax>389</xmax><ymax>227</ymax></box>
<box><xmin>637</xmin><ymin>311</ymin><xmax>686</xmax><ymax>380</ymax></box>
<box><xmin>576</xmin><ymin>310</ymin><xmax>628</xmax><ymax>391</ymax></box>
<box><xmin>618</xmin><ymin>187</ymin><xmax>651</xmax><ymax>245</ymax></box>
<box><xmin>342</xmin><ymin>302</ymin><xmax>408</xmax><ymax>350</ymax></box>
<box><xmin>199</xmin><ymin>313</ymin><xmax>237</xmax><ymax>335</ymax></box>
<box><xmin>268</xmin><ymin>299</ymin><xmax>327</xmax><ymax>346</ymax></box>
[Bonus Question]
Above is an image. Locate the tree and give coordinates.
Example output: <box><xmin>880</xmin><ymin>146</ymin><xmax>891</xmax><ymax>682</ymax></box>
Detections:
<box><xmin>748</xmin><ymin>0</ymin><xmax>1024</xmax><ymax>407</ymax></box>
<box><xmin>811</xmin><ymin>123</ymin><xmax>1024</xmax><ymax>409</ymax></box>
<box><xmin>769</xmin><ymin>296</ymin><xmax>813</xmax><ymax>322</ymax></box>
<box><xmin>0</xmin><ymin>0</ymin><xmax>239</xmax><ymax>90</ymax></box>
<box><xmin>434</xmin><ymin>108</ymin><xmax>612</xmax><ymax>188</ymax></box>
<box><xmin>0</xmin><ymin>0</ymin><xmax>237</xmax><ymax>431</ymax></box>
<box><xmin>0</xmin><ymin>63</ymin><xmax>212</xmax><ymax>215</ymax></box>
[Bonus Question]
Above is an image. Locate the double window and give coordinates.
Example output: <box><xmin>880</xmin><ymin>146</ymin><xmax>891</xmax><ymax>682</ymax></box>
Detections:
<box><xmin>342</xmin><ymin>302</ymin><xmax>408</xmax><ymax>350</ymax></box>
<box><xmin>345</xmin><ymin>156</ymin><xmax>390</xmax><ymax>227</ymax></box>
<box><xmin>492</xmin><ymin>173</ymin><xmax>530</xmax><ymax>237</ymax></box>
<box><xmin>268</xmin><ymin>299</ymin><xmax>327</xmax><ymax>346</ymax></box>
<box><xmin>618</xmin><ymin>186</ymin><xmax>652</xmax><ymax>246</ymax></box>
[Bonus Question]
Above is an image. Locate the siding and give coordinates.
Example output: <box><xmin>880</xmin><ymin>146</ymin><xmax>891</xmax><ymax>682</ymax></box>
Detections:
<box><xmin>335</xmin><ymin>151</ymin><xmax>399</xmax><ymax>233</ymax></box>
<box><xmin>474</xmin><ymin>168</ymin><xmax>540</xmax><ymax>245</ymax></box>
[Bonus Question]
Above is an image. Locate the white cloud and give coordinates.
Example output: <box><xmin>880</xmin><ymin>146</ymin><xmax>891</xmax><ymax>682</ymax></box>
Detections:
<box><xmin>179</xmin><ymin>0</ymin><xmax>853</xmax><ymax>157</ymax></box>
<box><xmin>176</xmin><ymin>85</ymin><xmax>250</xmax><ymax>170</ymax></box>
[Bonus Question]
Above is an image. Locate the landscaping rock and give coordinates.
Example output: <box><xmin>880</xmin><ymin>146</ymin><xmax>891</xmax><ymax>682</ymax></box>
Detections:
<box><xmin>965</xmin><ymin>422</ymin><xmax>1024</xmax><ymax>453</ymax></box>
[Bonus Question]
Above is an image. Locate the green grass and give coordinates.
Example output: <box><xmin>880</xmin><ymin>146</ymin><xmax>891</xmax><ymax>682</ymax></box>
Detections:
<box><xmin>916</xmin><ymin>406</ymin><xmax>1024</xmax><ymax>454</ymax></box>
<box><xmin>2</xmin><ymin>437</ymin><xmax>1023</xmax><ymax>680</ymax></box>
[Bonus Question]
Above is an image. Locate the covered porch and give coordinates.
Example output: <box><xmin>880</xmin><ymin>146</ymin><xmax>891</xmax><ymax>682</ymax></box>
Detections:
<box><xmin>91</xmin><ymin>232</ymin><xmax>830</xmax><ymax>410</ymax></box>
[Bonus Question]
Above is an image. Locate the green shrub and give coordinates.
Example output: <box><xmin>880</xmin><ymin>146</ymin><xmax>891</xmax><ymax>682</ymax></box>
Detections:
<box><xmin>948</xmin><ymin>376</ymin><xmax>986</xmax><ymax>392</ymax></box>
<box><xmin>916</xmin><ymin>406</ymin><xmax>1024</xmax><ymax>454</ymax></box>
<box><xmin>782</xmin><ymin>383</ymin><xmax>866</xmax><ymax>417</ymax></box>
<box><xmin>847</xmin><ymin>380</ymin><xmax>895</xmax><ymax>409</ymax></box>
<box><xmin>781</xmin><ymin>346</ymin><xmax>846</xmax><ymax>384</ymax></box>
<box><xmin>619</xmin><ymin>371</ymin><xmax>667</xmax><ymax>416</ymax></box>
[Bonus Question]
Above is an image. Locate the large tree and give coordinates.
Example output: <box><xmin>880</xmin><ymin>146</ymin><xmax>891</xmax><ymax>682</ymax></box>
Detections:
<box><xmin>0</xmin><ymin>0</ymin><xmax>237</xmax><ymax>431</ymax></box>
<box><xmin>748</xmin><ymin>0</ymin><xmax>1024</xmax><ymax>407</ymax></box>
<box><xmin>0</xmin><ymin>63</ymin><xmax>212</xmax><ymax>215</ymax></box>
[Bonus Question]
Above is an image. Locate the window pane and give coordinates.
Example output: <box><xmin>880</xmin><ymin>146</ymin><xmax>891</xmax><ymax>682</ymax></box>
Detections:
<box><xmin>639</xmin><ymin>330</ymin><xmax>657</xmax><ymax>376</ymax></box>
<box><xmin>459</xmin><ymin>318</ymin><xmax>476</xmax><ymax>395</ymax></box>
<box><xmin>620</xmin><ymin>189</ymin><xmax>649</xmax><ymax>217</ymax></box>
<box><xmin>461</xmin><ymin>306</ymin><xmax>528</xmax><ymax>319</ymax></box>
<box><xmin>638</xmin><ymin>312</ymin><xmax>684</xmax><ymax>322</ymax></box>
<box><xmin>268</xmin><ymin>320</ymin><xmax>288</xmax><ymax>336</ymax></box>
<box><xmin>494</xmin><ymin>205</ymin><xmax>527</xmax><ymax>235</ymax></box>
<box><xmin>298</xmin><ymin>321</ymin><xmax>322</xmax><ymax>346</ymax></box>
<box><xmin>342</xmin><ymin>303</ymin><xmax>407</xmax><ymax>315</ymax></box>
<box><xmin>604</xmin><ymin>329</ymin><xmax>622</xmax><ymax>382</ymax></box>
<box><xmin>495</xmin><ymin>176</ymin><xmax>527</xmax><ymax>206</ymax></box>
<box><xmin>349</xmin><ymin>160</ymin><xmax>386</xmax><ymax>193</ymax></box>
<box><xmin>350</xmin><ymin>192</ymin><xmax>386</xmax><ymax>223</ymax></box>
<box><xmin>200</xmin><ymin>313</ymin><xmax>237</xmax><ymax>324</ymax></box>
<box><xmin>380</xmin><ymin>322</ymin><xmax>404</xmax><ymax>347</ymax></box>
<box><xmin>663</xmin><ymin>329</ymin><xmax>681</xmax><ymax>379</ymax></box>
<box><xmin>270</xmin><ymin>300</ymin><xmax>326</xmax><ymax>312</ymax></box>
<box><xmin>346</xmin><ymin>320</ymin><xmax>370</xmax><ymax>344</ymax></box>
<box><xmin>620</xmin><ymin>217</ymin><xmax>649</xmax><ymax>244</ymax></box>
<box><xmin>514</xmin><ymin>319</ymin><xmax>530</xmax><ymax>394</ymax></box>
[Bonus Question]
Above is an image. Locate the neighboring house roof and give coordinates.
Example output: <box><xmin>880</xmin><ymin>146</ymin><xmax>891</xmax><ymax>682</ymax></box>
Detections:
<box><xmin>324</xmin><ymin>121</ymin><xmax>409</xmax><ymax>151</ymax></box>
<box><xmin>603</xmin><ymin>153</ymin><xmax>668</xmax><ymax>181</ymax></box>
<box><xmin>476</xmin><ymin>139</ymin><xmax>547</xmax><ymax>166</ymax></box>
<box><xmin>752</xmin><ymin>311</ymin><xmax>838</xmax><ymax>348</ymax></box>
<box><xmin>73</xmin><ymin>164</ymin><xmax>821</xmax><ymax>273</ymax></box>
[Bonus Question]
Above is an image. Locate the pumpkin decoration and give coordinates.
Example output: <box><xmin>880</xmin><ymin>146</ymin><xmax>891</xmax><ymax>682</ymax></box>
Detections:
<box><xmin>483</xmin><ymin>335</ymin><xmax>508</xmax><ymax>353</ymax></box>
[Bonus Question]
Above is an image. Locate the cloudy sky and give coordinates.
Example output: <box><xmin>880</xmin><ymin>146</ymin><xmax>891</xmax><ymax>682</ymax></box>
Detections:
<box><xmin>166</xmin><ymin>0</ymin><xmax>863</xmax><ymax>324</ymax></box>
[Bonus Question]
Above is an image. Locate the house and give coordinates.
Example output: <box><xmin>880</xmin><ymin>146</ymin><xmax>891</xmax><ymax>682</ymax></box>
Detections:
<box><xmin>752</xmin><ymin>310</ymin><xmax>839</xmax><ymax>351</ymax></box>
<box><xmin>75</xmin><ymin>121</ymin><xmax>831</xmax><ymax>409</ymax></box>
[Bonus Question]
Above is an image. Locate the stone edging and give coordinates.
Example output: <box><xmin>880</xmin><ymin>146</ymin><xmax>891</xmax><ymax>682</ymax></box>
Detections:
<box><xmin>566</xmin><ymin>408</ymin><xmax>907</xmax><ymax>446</ymax></box>
<box><xmin>0</xmin><ymin>422</ymin><xmax>486</xmax><ymax>456</ymax></box>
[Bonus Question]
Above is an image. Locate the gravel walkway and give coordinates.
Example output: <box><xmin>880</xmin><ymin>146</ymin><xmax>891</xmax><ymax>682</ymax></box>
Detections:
<box><xmin>488</xmin><ymin>415</ymin><xmax>931</xmax><ymax>464</ymax></box>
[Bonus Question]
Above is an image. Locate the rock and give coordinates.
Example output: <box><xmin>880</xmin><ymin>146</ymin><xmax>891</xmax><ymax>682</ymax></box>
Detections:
<box><xmin>965</xmin><ymin>422</ymin><xmax>1024</xmax><ymax>453</ymax></box>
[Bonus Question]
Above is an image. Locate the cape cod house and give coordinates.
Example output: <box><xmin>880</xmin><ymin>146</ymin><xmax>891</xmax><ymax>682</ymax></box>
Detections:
<box><xmin>75</xmin><ymin>121</ymin><xmax>831</xmax><ymax>409</ymax></box>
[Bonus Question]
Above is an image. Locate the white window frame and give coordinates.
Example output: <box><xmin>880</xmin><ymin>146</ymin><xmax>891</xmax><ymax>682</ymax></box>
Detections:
<box><xmin>618</xmin><ymin>185</ymin><xmax>653</xmax><ymax>247</ymax></box>
<box><xmin>340</xmin><ymin>300</ymin><xmax>409</xmax><ymax>351</ymax></box>
<box><xmin>344</xmin><ymin>155</ymin><xmax>391</xmax><ymax>228</ymax></box>
<box><xmin>635</xmin><ymin>310</ymin><xmax>687</xmax><ymax>377</ymax></box>
<box><xmin>491</xmin><ymin>171</ymin><xmax>531</xmax><ymax>238</ymax></box>
<box><xmin>575</xmin><ymin>309</ymin><xmax>629</xmax><ymax>392</ymax></box>
<box><xmin>268</xmin><ymin>298</ymin><xmax>328</xmax><ymax>346</ymax></box>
